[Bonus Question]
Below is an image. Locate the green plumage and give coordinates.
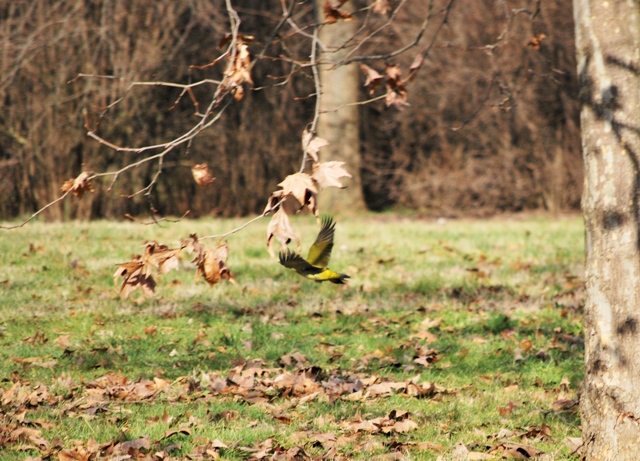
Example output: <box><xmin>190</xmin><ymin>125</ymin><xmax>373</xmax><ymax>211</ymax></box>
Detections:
<box><xmin>279</xmin><ymin>217</ymin><xmax>350</xmax><ymax>284</ymax></box>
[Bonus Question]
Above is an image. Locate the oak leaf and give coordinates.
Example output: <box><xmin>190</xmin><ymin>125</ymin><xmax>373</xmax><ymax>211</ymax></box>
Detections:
<box><xmin>61</xmin><ymin>171</ymin><xmax>94</xmax><ymax>198</ymax></box>
<box><xmin>191</xmin><ymin>164</ymin><xmax>216</xmax><ymax>188</ymax></box>
<box><xmin>311</xmin><ymin>161</ymin><xmax>352</xmax><ymax>190</ymax></box>
<box><xmin>266</xmin><ymin>208</ymin><xmax>301</xmax><ymax>258</ymax></box>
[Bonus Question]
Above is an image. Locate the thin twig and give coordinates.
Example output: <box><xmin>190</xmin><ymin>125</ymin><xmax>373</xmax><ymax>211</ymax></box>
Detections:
<box><xmin>124</xmin><ymin>210</ymin><xmax>191</xmax><ymax>226</ymax></box>
<box><xmin>299</xmin><ymin>26</ymin><xmax>322</xmax><ymax>174</ymax></box>
<box><xmin>200</xmin><ymin>212</ymin><xmax>269</xmax><ymax>241</ymax></box>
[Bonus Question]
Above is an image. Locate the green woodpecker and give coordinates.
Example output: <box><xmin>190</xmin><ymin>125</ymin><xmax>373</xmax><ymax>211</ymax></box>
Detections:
<box><xmin>279</xmin><ymin>216</ymin><xmax>350</xmax><ymax>284</ymax></box>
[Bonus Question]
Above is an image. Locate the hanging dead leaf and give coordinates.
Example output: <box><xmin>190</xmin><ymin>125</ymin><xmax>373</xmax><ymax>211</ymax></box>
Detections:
<box><xmin>277</xmin><ymin>172</ymin><xmax>318</xmax><ymax>215</ymax></box>
<box><xmin>191</xmin><ymin>164</ymin><xmax>216</xmax><ymax>188</ymax></box>
<box><xmin>302</xmin><ymin>128</ymin><xmax>330</xmax><ymax>163</ymax></box>
<box><xmin>324</xmin><ymin>0</ymin><xmax>352</xmax><ymax>24</ymax></box>
<box><xmin>311</xmin><ymin>161</ymin><xmax>352</xmax><ymax>190</ymax></box>
<box><xmin>527</xmin><ymin>33</ymin><xmax>547</xmax><ymax>50</ymax></box>
<box><xmin>407</xmin><ymin>53</ymin><xmax>424</xmax><ymax>81</ymax></box>
<box><xmin>226</xmin><ymin>42</ymin><xmax>253</xmax><ymax>86</ymax></box>
<box><xmin>218</xmin><ymin>33</ymin><xmax>255</xmax><ymax>50</ymax></box>
<box><xmin>266</xmin><ymin>208</ymin><xmax>301</xmax><ymax>258</ymax></box>
<box><xmin>373</xmin><ymin>0</ymin><xmax>390</xmax><ymax>15</ymax></box>
<box><xmin>61</xmin><ymin>171</ymin><xmax>94</xmax><ymax>198</ymax></box>
<box><xmin>385</xmin><ymin>64</ymin><xmax>409</xmax><ymax>110</ymax></box>
<box><xmin>233</xmin><ymin>85</ymin><xmax>245</xmax><ymax>101</ymax></box>
<box><xmin>180</xmin><ymin>233</ymin><xmax>205</xmax><ymax>257</ymax></box>
<box><xmin>144</xmin><ymin>241</ymin><xmax>181</xmax><ymax>274</ymax></box>
<box><xmin>114</xmin><ymin>257</ymin><xmax>156</xmax><ymax>299</ymax></box>
<box><xmin>360</xmin><ymin>64</ymin><xmax>384</xmax><ymax>94</ymax></box>
<box><xmin>386</xmin><ymin>64</ymin><xmax>402</xmax><ymax>81</ymax></box>
<box><xmin>195</xmin><ymin>242</ymin><xmax>236</xmax><ymax>287</ymax></box>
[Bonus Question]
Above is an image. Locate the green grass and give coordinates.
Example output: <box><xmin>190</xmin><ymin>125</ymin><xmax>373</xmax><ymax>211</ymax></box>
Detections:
<box><xmin>0</xmin><ymin>214</ymin><xmax>584</xmax><ymax>460</ymax></box>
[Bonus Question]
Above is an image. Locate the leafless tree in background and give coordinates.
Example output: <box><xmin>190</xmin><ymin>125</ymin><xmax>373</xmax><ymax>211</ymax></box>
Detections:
<box><xmin>0</xmin><ymin>0</ymin><xmax>579</xmax><ymax>222</ymax></box>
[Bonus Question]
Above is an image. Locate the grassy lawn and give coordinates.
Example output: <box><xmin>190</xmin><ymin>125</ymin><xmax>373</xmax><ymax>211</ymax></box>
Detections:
<box><xmin>0</xmin><ymin>214</ymin><xmax>584</xmax><ymax>460</ymax></box>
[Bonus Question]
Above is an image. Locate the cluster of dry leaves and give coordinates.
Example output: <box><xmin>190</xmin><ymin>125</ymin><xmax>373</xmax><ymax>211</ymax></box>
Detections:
<box><xmin>219</xmin><ymin>33</ymin><xmax>254</xmax><ymax>101</ymax></box>
<box><xmin>265</xmin><ymin>129</ymin><xmax>351</xmax><ymax>258</ymax></box>
<box><xmin>0</xmin><ymin>353</ymin><xmax>447</xmax><ymax>461</ymax></box>
<box><xmin>113</xmin><ymin>236</ymin><xmax>234</xmax><ymax>299</ymax></box>
<box><xmin>359</xmin><ymin>57</ymin><xmax>423</xmax><ymax>110</ymax></box>
<box><xmin>0</xmin><ymin>352</ymin><xmax>580</xmax><ymax>461</ymax></box>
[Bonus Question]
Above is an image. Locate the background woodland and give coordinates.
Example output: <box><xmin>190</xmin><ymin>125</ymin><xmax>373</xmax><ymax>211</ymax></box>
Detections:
<box><xmin>0</xmin><ymin>0</ymin><xmax>580</xmax><ymax>220</ymax></box>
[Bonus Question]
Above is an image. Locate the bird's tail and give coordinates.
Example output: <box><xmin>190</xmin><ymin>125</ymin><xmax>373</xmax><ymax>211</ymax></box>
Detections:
<box><xmin>314</xmin><ymin>270</ymin><xmax>350</xmax><ymax>284</ymax></box>
<box><xmin>329</xmin><ymin>273</ymin><xmax>350</xmax><ymax>285</ymax></box>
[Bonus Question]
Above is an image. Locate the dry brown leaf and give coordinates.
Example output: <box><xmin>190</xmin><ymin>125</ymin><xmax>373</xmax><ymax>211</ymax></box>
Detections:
<box><xmin>302</xmin><ymin>128</ymin><xmax>330</xmax><ymax>163</ymax></box>
<box><xmin>191</xmin><ymin>164</ymin><xmax>216</xmax><ymax>188</ymax></box>
<box><xmin>144</xmin><ymin>241</ymin><xmax>181</xmax><ymax>274</ymax></box>
<box><xmin>60</xmin><ymin>171</ymin><xmax>94</xmax><ymax>198</ymax></box>
<box><xmin>552</xmin><ymin>398</ymin><xmax>578</xmax><ymax>411</ymax></box>
<box><xmin>467</xmin><ymin>453</ymin><xmax>498</xmax><ymax>460</ymax></box>
<box><xmin>266</xmin><ymin>208</ymin><xmax>301</xmax><ymax>258</ymax></box>
<box><xmin>311</xmin><ymin>161</ymin><xmax>352</xmax><ymax>190</ymax></box>
<box><xmin>277</xmin><ymin>172</ymin><xmax>318</xmax><ymax>215</ymax></box>
<box><xmin>410</xmin><ymin>330</ymin><xmax>437</xmax><ymax>343</ymax></box>
<box><xmin>163</xmin><ymin>427</ymin><xmax>192</xmax><ymax>439</ymax></box>
<box><xmin>218</xmin><ymin>33</ymin><xmax>255</xmax><ymax>49</ymax></box>
<box><xmin>58</xmin><ymin>448</ymin><xmax>91</xmax><ymax>461</ymax></box>
<box><xmin>389</xmin><ymin>418</ymin><xmax>418</xmax><ymax>433</ymax></box>
<box><xmin>373</xmin><ymin>0</ymin><xmax>390</xmax><ymax>15</ymax></box>
<box><xmin>226</xmin><ymin>42</ymin><xmax>253</xmax><ymax>86</ymax></box>
<box><xmin>386</xmin><ymin>64</ymin><xmax>403</xmax><ymax>81</ymax></box>
<box><xmin>360</xmin><ymin>64</ymin><xmax>384</xmax><ymax>94</ymax></box>
<box><xmin>407</xmin><ymin>53</ymin><xmax>424</xmax><ymax>81</ymax></box>
<box><xmin>385</xmin><ymin>64</ymin><xmax>409</xmax><ymax>110</ymax></box>
<box><xmin>114</xmin><ymin>257</ymin><xmax>156</xmax><ymax>299</ymax></box>
<box><xmin>527</xmin><ymin>33</ymin><xmax>547</xmax><ymax>50</ymax></box>
<box><xmin>234</xmin><ymin>85</ymin><xmax>245</xmax><ymax>101</ymax></box>
<box><xmin>53</xmin><ymin>334</ymin><xmax>71</xmax><ymax>349</ymax></box>
<box><xmin>323</xmin><ymin>0</ymin><xmax>353</xmax><ymax>23</ymax></box>
<box><xmin>195</xmin><ymin>242</ymin><xmax>236</xmax><ymax>287</ymax></box>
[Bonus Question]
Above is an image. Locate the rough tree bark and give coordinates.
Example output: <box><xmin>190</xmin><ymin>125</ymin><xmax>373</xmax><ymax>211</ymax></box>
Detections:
<box><xmin>315</xmin><ymin>3</ymin><xmax>366</xmax><ymax>213</ymax></box>
<box><xmin>574</xmin><ymin>1</ymin><xmax>640</xmax><ymax>459</ymax></box>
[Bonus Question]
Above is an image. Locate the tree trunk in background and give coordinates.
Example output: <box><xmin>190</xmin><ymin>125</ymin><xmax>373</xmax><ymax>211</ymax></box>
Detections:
<box><xmin>315</xmin><ymin>3</ymin><xmax>366</xmax><ymax>213</ymax></box>
<box><xmin>574</xmin><ymin>1</ymin><xmax>640</xmax><ymax>459</ymax></box>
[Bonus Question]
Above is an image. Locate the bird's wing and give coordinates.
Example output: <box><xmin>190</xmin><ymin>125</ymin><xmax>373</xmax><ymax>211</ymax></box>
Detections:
<box><xmin>279</xmin><ymin>249</ymin><xmax>323</xmax><ymax>276</ymax></box>
<box><xmin>306</xmin><ymin>216</ymin><xmax>335</xmax><ymax>268</ymax></box>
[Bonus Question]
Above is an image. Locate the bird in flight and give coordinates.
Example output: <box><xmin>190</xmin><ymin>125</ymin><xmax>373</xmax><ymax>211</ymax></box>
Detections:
<box><xmin>279</xmin><ymin>216</ymin><xmax>350</xmax><ymax>284</ymax></box>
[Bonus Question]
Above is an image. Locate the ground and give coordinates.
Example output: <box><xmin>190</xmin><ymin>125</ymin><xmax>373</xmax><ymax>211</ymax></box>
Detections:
<box><xmin>0</xmin><ymin>214</ymin><xmax>584</xmax><ymax>460</ymax></box>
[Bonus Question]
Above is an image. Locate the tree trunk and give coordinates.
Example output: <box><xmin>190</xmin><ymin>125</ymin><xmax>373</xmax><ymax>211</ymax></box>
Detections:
<box><xmin>315</xmin><ymin>2</ymin><xmax>366</xmax><ymax>213</ymax></box>
<box><xmin>574</xmin><ymin>1</ymin><xmax>640</xmax><ymax>459</ymax></box>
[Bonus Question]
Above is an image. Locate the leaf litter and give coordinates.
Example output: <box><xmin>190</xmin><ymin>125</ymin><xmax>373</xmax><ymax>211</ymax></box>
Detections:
<box><xmin>1</xmin><ymin>217</ymin><xmax>585</xmax><ymax>460</ymax></box>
